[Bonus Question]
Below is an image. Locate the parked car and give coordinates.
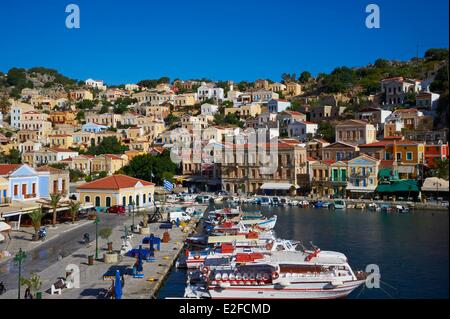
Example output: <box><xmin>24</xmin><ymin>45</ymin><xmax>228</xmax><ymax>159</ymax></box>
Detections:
<box><xmin>107</xmin><ymin>205</ymin><xmax>126</xmax><ymax>214</ymax></box>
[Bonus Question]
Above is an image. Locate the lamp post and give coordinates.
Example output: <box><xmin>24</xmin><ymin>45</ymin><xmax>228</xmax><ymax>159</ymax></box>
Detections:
<box><xmin>94</xmin><ymin>215</ymin><xmax>100</xmax><ymax>260</ymax></box>
<box><xmin>131</xmin><ymin>200</ymin><xmax>136</xmax><ymax>230</ymax></box>
<box><xmin>13</xmin><ymin>248</ymin><xmax>27</xmax><ymax>299</ymax></box>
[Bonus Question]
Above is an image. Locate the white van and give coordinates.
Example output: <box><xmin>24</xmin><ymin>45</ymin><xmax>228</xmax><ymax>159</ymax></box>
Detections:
<box><xmin>169</xmin><ymin>211</ymin><xmax>191</xmax><ymax>223</ymax></box>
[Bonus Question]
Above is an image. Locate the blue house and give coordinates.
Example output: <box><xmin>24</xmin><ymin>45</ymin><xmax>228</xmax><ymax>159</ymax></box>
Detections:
<box><xmin>82</xmin><ymin>122</ymin><xmax>108</xmax><ymax>133</ymax></box>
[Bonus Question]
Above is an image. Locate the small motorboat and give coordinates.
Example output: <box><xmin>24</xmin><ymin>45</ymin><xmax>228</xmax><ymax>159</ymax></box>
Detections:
<box><xmin>395</xmin><ymin>205</ymin><xmax>410</xmax><ymax>213</ymax></box>
<box><xmin>333</xmin><ymin>200</ymin><xmax>346</xmax><ymax>210</ymax></box>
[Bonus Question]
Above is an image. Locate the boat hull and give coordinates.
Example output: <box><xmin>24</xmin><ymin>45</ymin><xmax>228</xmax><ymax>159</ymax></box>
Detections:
<box><xmin>186</xmin><ymin>280</ymin><xmax>365</xmax><ymax>299</ymax></box>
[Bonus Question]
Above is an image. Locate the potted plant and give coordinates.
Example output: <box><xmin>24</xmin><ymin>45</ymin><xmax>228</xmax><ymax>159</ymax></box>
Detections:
<box><xmin>138</xmin><ymin>210</ymin><xmax>150</xmax><ymax>235</ymax></box>
<box><xmin>20</xmin><ymin>273</ymin><xmax>42</xmax><ymax>299</ymax></box>
<box><xmin>99</xmin><ymin>228</ymin><xmax>117</xmax><ymax>263</ymax></box>
<box><xmin>88</xmin><ymin>211</ymin><xmax>97</xmax><ymax>220</ymax></box>
<box><xmin>29</xmin><ymin>208</ymin><xmax>44</xmax><ymax>241</ymax></box>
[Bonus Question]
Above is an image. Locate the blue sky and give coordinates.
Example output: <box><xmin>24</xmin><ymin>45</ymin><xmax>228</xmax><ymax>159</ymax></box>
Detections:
<box><xmin>0</xmin><ymin>0</ymin><xmax>448</xmax><ymax>84</ymax></box>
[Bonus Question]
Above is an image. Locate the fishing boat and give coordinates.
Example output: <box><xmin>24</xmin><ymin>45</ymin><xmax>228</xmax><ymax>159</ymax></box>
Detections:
<box><xmin>178</xmin><ymin>239</ymin><xmax>299</xmax><ymax>269</ymax></box>
<box><xmin>184</xmin><ymin>245</ymin><xmax>367</xmax><ymax>299</ymax></box>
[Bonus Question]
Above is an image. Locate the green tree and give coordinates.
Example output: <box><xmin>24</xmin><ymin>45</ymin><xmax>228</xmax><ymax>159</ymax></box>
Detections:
<box><xmin>317</xmin><ymin>121</ymin><xmax>336</xmax><ymax>142</ymax></box>
<box><xmin>50</xmin><ymin>193</ymin><xmax>62</xmax><ymax>227</ymax></box>
<box><xmin>434</xmin><ymin>158</ymin><xmax>449</xmax><ymax>180</ymax></box>
<box><xmin>86</xmin><ymin>136</ymin><xmax>128</xmax><ymax>155</ymax></box>
<box><xmin>299</xmin><ymin>71</ymin><xmax>312</xmax><ymax>83</ymax></box>
<box><xmin>0</xmin><ymin>96</ymin><xmax>11</xmax><ymax>114</ymax></box>
<box><xmin>424</xmin><ymin>48</ymin><xmax>449</xmax><ymax>61</ymax></box>
<box><xmin>122</xmin><ymin>151</ymin><xmax>177</xmax><ymax>185</ymax></box>
<box><xmin>29</xmin><ymin>208</ymin><xmax>44</xmax><ymax>241</ymax></box>
<box><xmin>69</xmin><ymin>200</ymin><xmax>81</xmax><ymax>224</ymax></box>
<box><xmin>99</xmin><ymin>228</ymin><xmax>113</xmax><ymax>251</ymax></box>
<box><xmin>20</xmin><ymin>273</ymin><xmax>42</xmax><ymax>298</ymax></box>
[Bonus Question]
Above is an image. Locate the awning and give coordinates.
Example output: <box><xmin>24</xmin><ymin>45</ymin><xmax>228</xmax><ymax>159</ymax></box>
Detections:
<box><xmin>260</xmin><ymin>183</ymin><xmax>298</xmax><ymax>190</ymax></box>
<box><xmin>376</xmin><ymin>180</ymin><xmax>419</xmax><ymax>193</ymax></box>
<box><xmin>0</xmin><ymin>221</ymin><xmax>12</xmax><ymax>232</ymax></box>
<box><xmin>421</xmin><ymin>177</ymin><xmax>449</xmax><ymax>192</ymax></box>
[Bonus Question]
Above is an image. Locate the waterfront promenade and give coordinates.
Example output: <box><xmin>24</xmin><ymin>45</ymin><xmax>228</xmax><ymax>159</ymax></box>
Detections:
<box><xmin>0</xmin><ymin>216</ymin><xmax>196</xmax><ymax>299</ymax></box>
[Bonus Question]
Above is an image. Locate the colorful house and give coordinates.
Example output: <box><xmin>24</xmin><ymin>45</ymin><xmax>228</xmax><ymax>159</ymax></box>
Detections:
<box><xmin>346</xmin><ymin>154</ymin><xmax>380</xmax><ymax>198</ymax></box>
<box><xmin>76</xmin><ymin>174</ymin><xmax>155</xmax><ymax>211</ymax></box>
<box><xmin>329</xmin><ymin>161</ymin><xmax>348</xmax><ymax>198</ymax></box>
<box><xmin>424</xmin><ymin>143</ymin><xmax>448</xmax><ymax>168</ymax></box>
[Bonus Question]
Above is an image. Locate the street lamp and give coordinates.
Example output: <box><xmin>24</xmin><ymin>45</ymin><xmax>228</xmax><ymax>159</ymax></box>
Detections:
<box><xmin>94</xmin><ymin>215</ymin><xmax>100</xmax><ymax>260</ymax></box>
<box><xmin>13</xmin><ymin>248</ymin><xmax>27</xmax><ymax>299</ymax></box>
<box><xmin>130</xmin><ymin>199</ymin><xmax>136</xmax><ymax>230</ymax></box>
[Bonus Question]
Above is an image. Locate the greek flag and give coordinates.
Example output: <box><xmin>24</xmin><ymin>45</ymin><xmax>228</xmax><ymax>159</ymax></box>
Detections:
<box><xmin>163</xmin><ymin>179</ymin><xmax>174</xmax><ymax>192</ymax></box>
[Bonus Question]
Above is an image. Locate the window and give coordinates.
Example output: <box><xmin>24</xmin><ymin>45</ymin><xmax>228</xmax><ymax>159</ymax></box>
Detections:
<box><xmin>14</xmin><ymin>185</ymin><xmax>18</xmax><ymax>196</ymax></box>
<box><xmin>95</xmin><ymin>196</ymin><xmax>101</xmax><ymax>207</ymax></box>
<box><xmin>396</xmin><ymin>153</ymin><xmax>402</xmax><ymax>161</ymax></box>
<box><xmin>406</xmin><ymin>152</ymin><xmax>413</xmax><ymax>161</ymax></box>
<box><xmin>122</xmin><ymin>196</ymin><xmax>126</xmax><ymax>205</ymax></box>
<box><xmin>143</xmin><ymin>194</ymin><xmax>146</xmax><ymax>204</ymax></box>
<box><xmin>105</xmin><ymin>197</ymin><xmax>111</xmax><ymax>207</ymax></box>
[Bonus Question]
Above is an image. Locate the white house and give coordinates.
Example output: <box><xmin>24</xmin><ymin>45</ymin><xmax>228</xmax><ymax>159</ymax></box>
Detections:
<box><xmin>10</xmin><ymin>103</ymin><xmax>34</xmax><ymax>129</ymax></box>
<box><xmin>197</xmin><ymin>85</ymin><xmax>224</xmax><ymax>102</ymax></box>
<box><xmin>416</xmin><ymin>91</ymin><xmax>440</xmax><ymax>115</ymax></box>
<box><xmin>267</xmin><ymin>99</ymin><xmax>291</xmax><ymax>113</ymax></box>
<box><xmin>85</xmin><ymin>78</ymin><xmax>107</xmax><ymax>91</ymax></box>
<box><xmin>201</xmin><ymin>103</ymin><xmax>219</xmax><ymax>116</ymax></box>
<box><xmin>287</xmin><ymin>121</ymin><xmax>318</xmax><ymax>141</ymax></box>
<box><xmin>125</xmin><ymin>84</ymin><xmax>140</xmax><ymax>91</ymax></box>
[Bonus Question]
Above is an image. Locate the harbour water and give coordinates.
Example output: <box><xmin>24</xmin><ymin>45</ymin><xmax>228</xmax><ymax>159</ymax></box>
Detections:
<box><xmin>157</xmin><ymin>205</ymin><xmax>449</xmax><ymax>299</ymax></box>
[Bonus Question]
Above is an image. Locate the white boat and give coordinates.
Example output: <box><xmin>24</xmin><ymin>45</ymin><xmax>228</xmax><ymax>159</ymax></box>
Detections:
<box><xmin>185</xmin><ymin>247</ymin><xmax>367</xmax><ymax>299</ymax></box>
<box><xmin>333</xmin><ymin>200</ymin><xmax>346</xmax><ymax>210</ymax></box>
<box><xmin>260</xmin><ymin>197</ymin><xmax>271</xmax><ymax>205</ymax></box>
<box><xmin>395</xmin><ymin>205</ymin><xmax>409</xmax><ymax>213</ymax></box>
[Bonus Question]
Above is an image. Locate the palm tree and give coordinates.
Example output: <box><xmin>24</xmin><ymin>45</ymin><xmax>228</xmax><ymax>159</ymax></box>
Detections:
<box><xmin>69</xmin><ymin>200</ymin><xmax>81</xmax><ymax>224</ymax></box>
<box><xmin>29</xmin><ymin>208</ymin><xmax>44</xmax><ymax>241</ymax></box>
<box><xmin>50</xmin><ymin>193</ymin><xmax>62</xmax><ymax>227</ymax></box>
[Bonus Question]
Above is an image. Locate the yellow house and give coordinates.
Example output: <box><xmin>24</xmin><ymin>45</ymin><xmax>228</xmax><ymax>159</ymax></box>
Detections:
<box><xmin>48</xmin><ymin>134</ymin><xmax>74</xmax><ymax>148</ymax></box>
<box><xmin>76</xmin><ymin>174</ymin><xmax>155</xmax><ymax>210</ymax></box>
<box><xmin>386</xmin><ymin>140</ymin><xmax>425</xmax><ymax>179</ymax></box>
<box><xmin>49</xmin><ymin>111</ymin><xmax>78</xmax><ymax>125</ymax></box>
<box><xmin>91</xmin><ymin>154</ymin><xmax>128</xmax><ymax>175</ymax></box>
<box><xmin>224</xmin><ymin>103</ymin><xmax>262</xmax><ymax>117</ymax></box>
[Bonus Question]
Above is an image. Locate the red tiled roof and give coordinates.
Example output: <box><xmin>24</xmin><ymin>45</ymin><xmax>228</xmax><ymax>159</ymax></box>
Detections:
<box><xmin>77</xmin><ymin>174</ymin><xmax>154</xmax><ymax>190</ymax></box>
<box><xmin>0</xmin><ymin>164</ymin><xmax>20</xmax><ymax>175</ymax></box>
<box><xmin>380</xmin><ymin>160</ymin><xmax>394</xmax><ymax>168</ymax></box>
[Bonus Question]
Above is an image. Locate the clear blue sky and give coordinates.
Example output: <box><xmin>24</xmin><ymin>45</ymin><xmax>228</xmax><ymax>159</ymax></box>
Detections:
<box><xmin>0</xmin><ymin>0</ymin><xmax>448</xmax><ymax>84</ymax></box>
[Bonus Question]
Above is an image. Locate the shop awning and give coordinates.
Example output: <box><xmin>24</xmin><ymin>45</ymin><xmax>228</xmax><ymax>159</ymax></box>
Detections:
<box><xmin>421</xmin><ymin>177</ymin><xmax>449</xmax><ymax>192</ymax></box>
<box><xmin>376</xmin><ymin>180</ymin><xmax>419</xmax><ymax>193</ymax></box>
<box><xmin>260</xmin><ymin>183</ymin><xmax>298</xmax><ymax>190</ymax></box>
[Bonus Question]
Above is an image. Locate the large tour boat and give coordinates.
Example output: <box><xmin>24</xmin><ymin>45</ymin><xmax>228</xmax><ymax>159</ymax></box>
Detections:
<box><xmin>184</xmin><ymin>246</ymin><xmax>367</xmax><ymax>299</ymax></box>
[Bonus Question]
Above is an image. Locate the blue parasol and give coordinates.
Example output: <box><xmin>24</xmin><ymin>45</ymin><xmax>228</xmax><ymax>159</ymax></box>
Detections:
<box><xmin>114</xmin><ymin>270</ymin><xmax>122</xmax><ymax>299</ymax></box>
